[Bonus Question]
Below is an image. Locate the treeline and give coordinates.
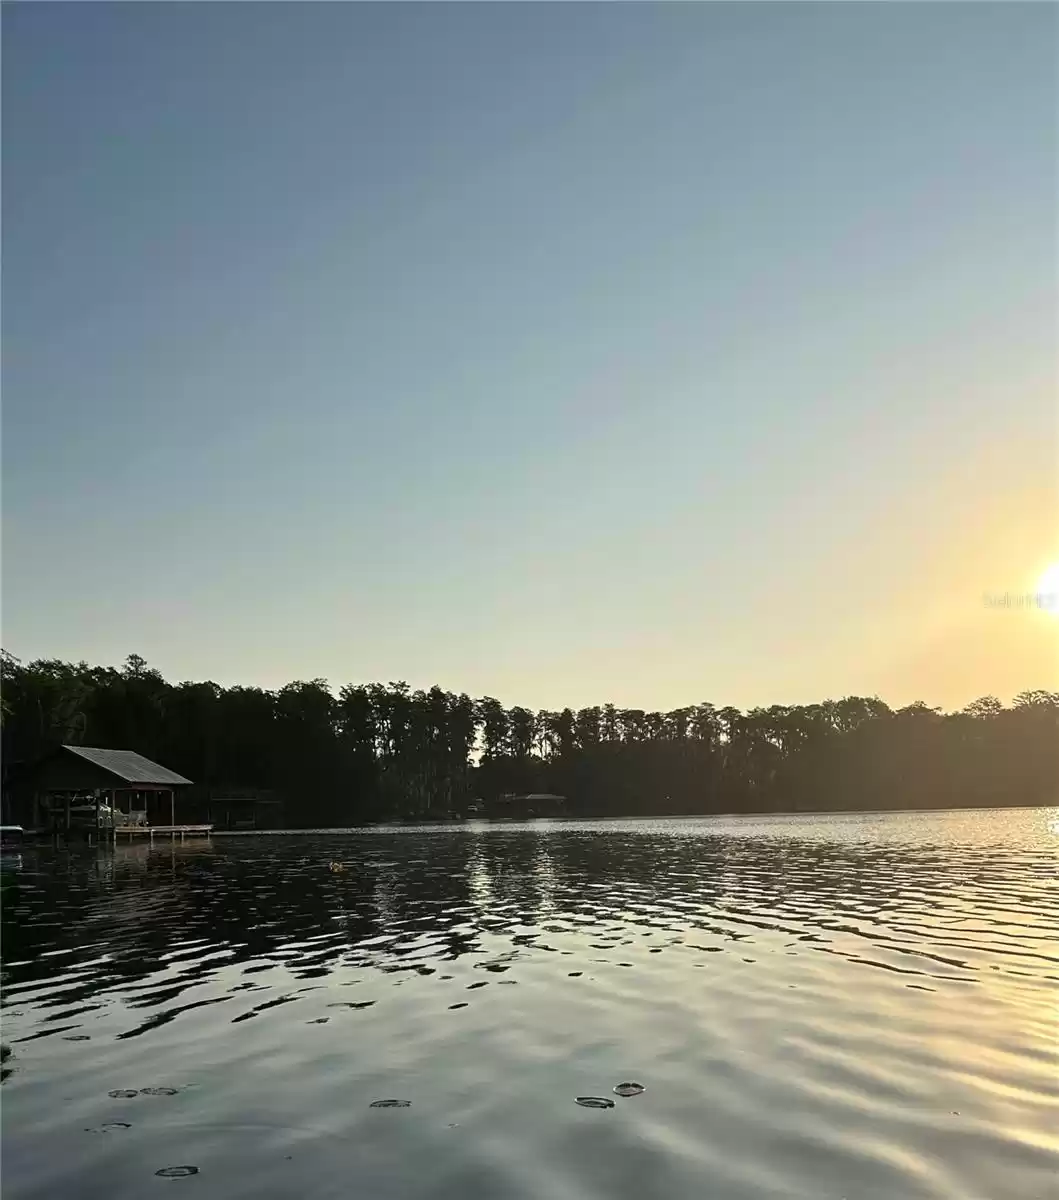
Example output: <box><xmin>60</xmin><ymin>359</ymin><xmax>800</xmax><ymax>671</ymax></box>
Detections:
<box><xmin>2</xmin><ymin>652</ymin><xmax>1056</xmax><ymax>825</ymax></box>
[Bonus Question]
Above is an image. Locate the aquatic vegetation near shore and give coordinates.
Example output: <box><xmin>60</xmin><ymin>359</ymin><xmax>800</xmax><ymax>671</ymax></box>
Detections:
<box><xmin>613</xmin><ymin>1082</ymin><xmax>645</xmax><ymax>1098</ymax></box>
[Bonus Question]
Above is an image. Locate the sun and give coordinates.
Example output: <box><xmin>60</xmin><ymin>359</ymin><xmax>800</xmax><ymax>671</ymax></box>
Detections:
<box><xmin>1036</xmin><ymin>562</ymin><xmax>1059</xmax><ymax>616</ymax></box>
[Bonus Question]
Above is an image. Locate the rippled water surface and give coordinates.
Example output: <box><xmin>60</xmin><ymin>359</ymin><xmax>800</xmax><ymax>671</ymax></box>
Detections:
<box><xmin>3</xmin><ymin>809</ymin><xmax>1058</xmax><ymax>1199</ymax></box>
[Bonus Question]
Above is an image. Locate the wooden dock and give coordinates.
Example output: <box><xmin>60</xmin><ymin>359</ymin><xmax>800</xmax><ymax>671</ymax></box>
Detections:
<box><xmin>114</xmin><ymin>824</ymin><xmax>213</xmax><ymax>842</ymax></box>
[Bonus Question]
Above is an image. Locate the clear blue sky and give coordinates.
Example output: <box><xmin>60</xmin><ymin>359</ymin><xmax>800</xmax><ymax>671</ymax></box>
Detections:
<box><xmin>3</xmin><ymin>3</ymin><xmax>1056</xmax><ymax>711</ymax></box>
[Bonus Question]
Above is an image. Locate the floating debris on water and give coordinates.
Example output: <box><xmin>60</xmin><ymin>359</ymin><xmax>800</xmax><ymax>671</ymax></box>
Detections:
<box><xmin>307</xmin><ymin>1018</ymin><xmax>329</xmax><ymax>1024</ymax></box>
<box><xmin>140</xmin><ymin>1087</ymin><xmax>179</xmax><ymax>1096</ymax></box>
<box><xmin>448</xmin><ymin>1002</ymin><xmax>468</xmax><ymax>1010</ymax></box>
<box><xmin>574</xmin><ymin>1096</ymin><xmax>615</xmax><ymax>1109</ymax></box>
<box><xmin>108</xmin><ymin>1089</ymin><xmax>139</xmax><ymax>1099</ymax></box>
<box><xmin>369</xmin><ymin>1099</ymin><xmax>411</xmax><ymax>1108</ymax></box>
<box><xmin>613</xmin><ymin>1082</ymin><xmax>645</xmax><ymax>1098</ymax></box>
<box><xmin>155</xmin><ymin>1166</ymin><xmax>199</xmax><ymax>1178</ymax></box>
<box><xmin>86</xmin><ymin>1122</ymin><xmax>131</xmax><ymax>1133</ymax></box>
<box><xmin>64</xmin><ymin>1035</ymin><xmax>91</xmax><ymax>1042</ymax></box>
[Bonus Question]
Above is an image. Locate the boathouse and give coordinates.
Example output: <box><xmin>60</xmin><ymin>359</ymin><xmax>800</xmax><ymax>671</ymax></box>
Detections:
<box><xmin>13</xmin><ymin>745</ymin><xmax>197</xmax><ymax>835</ymax></box>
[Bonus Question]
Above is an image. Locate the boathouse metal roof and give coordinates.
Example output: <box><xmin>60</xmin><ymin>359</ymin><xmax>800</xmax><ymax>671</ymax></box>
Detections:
<box><xmin>61</xmin><ymin>746</ymin><xmax>192</xmax><ymax>786</ymax></box>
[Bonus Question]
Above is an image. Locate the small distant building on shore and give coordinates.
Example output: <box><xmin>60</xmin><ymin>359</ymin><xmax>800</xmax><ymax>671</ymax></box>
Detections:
<box><xmin>518</xmin><ymin>793</ymin><xmax>567</xmax><ymax>808</ymax></box>
<box><xmin>7</xmin><ymin>745</ymin><xmax>193</xmax><ymax>832</ymax></box>
<box><xmin>490</xmin><ymin>792</ymin><xmax>567</xmax><ymax>817</ymax></box>
<box><xmin>203</xmin><ymin>792</ymin><xmax>284</xmax><ymax>831</ymax></box>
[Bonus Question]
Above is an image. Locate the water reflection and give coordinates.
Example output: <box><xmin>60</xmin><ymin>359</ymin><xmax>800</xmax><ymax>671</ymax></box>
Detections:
<box><xmin>4</xmin><ymin>817</ymin><xmax>1058</xmax><ymax>1033</ymax></box>
<box><xmin>2</xmin><ymin>811</ymin><xmax>1057</xmax><ymax>1200</ymax></box>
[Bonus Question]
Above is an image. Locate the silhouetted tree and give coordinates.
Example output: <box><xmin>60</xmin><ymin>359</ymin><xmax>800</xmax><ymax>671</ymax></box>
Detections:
<box><xmin>2</xmin><ymin>651</ymin><xmax>1055</xmax><ymax>824</ymax></box>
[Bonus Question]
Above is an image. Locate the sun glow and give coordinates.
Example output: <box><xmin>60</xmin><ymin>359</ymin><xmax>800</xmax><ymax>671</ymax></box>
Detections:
<box><xmin>1036</xmin><ymin>562</ymin><xmax>1059</xmax><ymax>617</ymax></box>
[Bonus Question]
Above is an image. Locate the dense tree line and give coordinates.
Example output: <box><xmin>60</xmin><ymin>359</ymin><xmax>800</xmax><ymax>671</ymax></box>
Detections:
<box><xmin>2</xmin><ymin>652</ymin><xmax>1056</xmax><ymax>825</ymax></box>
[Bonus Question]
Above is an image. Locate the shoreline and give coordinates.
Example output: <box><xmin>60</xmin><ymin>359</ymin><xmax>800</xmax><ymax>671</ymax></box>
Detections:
<box><xmin>207</xmin><ymin>802</ymin><xmax>1057</xmax><ymax>835</ymax></box>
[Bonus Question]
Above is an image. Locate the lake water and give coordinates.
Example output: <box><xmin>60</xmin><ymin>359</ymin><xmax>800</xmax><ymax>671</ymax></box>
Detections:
<box><xmin>2</xmin><ymin>809</ymin><xmax>1057</xmax><ymax>1199</ymax></box>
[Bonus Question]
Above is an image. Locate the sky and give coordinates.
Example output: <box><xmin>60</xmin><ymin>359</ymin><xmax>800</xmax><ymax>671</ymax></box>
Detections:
<box><xmin>2</xmin><ymin>3</ymin><xmax>1056</xmax><ymax>713</ymax></box>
